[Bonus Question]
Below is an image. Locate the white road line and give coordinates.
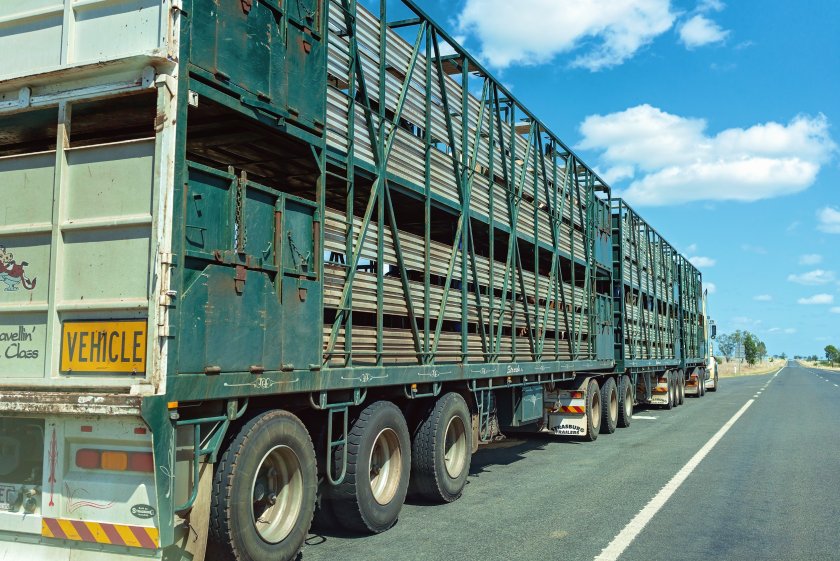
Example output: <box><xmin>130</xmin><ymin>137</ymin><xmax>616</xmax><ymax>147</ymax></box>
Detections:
<box><xmin>634</xmin><ymin>416</ymin><xmax>658</xmax><ymax>420</ymax></box>
<box><xmin>594</xmin><ymin>399</ymin><xmax>755</xmax><ymax>561</ymax></box>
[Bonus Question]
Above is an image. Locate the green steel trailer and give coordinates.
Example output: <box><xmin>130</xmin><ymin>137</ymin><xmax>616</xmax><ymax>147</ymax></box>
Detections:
<box><xmin>676</xmin><ymin>253</ymin><xmax>709</xmax><ymax>396</ymax></box>
<box><xmin>611</xmin><ymin>198</ymin><xmax>683</xmax><ymax>408</ymax></box>
<box><xmin>610</xmin><ymin>198</ymin><xmax>711</xmax><ymax>406</ymax></box>
<box><xmin>0</xmin><ymin>1</ymin><xmax>709</xmax><ymax>560</ymax></box>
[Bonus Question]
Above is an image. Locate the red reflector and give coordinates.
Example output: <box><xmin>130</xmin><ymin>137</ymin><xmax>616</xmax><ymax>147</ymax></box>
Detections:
<box><xmin>134</xmin><ymin>427</ymin><xmax>147</xmax><ymax>435</ymax></box>
<box><xmin>76</xmin><ymin>449</ymin><xmax>100</xmax><ymax>470</ymax></box>
<box><xmin>80</xmin><ymin>426</ymin><xmax>93</xmax><ymax>433</ymax></box>
<box><xmin>129</xmin><ymin>452</ymin><xmax>154</xmax><ymax>473</ymax></box>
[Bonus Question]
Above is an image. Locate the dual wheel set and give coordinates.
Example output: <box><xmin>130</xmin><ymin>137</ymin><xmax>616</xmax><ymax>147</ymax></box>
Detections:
<box><xmin>581</xmin><ymin>374</ymin><xmax>635</xmax><ymax>440</ymax></box>
<box><xmin>207</xmin><ymin>393</ymin><xmax>473</xmax><ymax>561</ymax></box>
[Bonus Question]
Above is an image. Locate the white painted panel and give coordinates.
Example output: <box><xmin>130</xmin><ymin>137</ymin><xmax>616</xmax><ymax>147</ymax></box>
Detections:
<box><xmin>0</xmin><ymin>10</ymin><xmax>64</xmax><ymax>78</ymax></box>
<box><xmin>71</xmin><ymin>0</ymin><xmax>164</xmax><ymax>64</ymax></box>
<box><xmin>0</xmin><ymin>0</ymin><xmax>170</xmax><ymax>81</ymax></box>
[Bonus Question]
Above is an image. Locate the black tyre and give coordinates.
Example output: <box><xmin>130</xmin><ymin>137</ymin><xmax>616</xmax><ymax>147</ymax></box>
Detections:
<box><xmin>410</xmin><ymin>392</ymin><xmax>472</xmax><ymax>503</ymax></box>
<box><xmin>581</xmin><ymin>379</ymin><xmax>601</xmax><ymax>442</ymax></box>
<box><xmin>331</xmin><ymin>401</ymin><xmax>411</xmax><ymax>533</ymax></box>
<box><xmin>678</xmin><ymin>371</ymin><xmax>686</xmax><ymax>405</ymax></box>
<box><xmin>673</xmin><ymin>371</ymin><xmax>681</xmax><ymax>408</ymax></box>
<box><xmin>599</xmin><ymin>377</ymin><xmax>618</xmax><ymax>434</ymax></box>
<box><xmin>699</xmin><ymin>370</ymin><xmax>706</xmax><ymax>397</ymax></box>
<box><xmin>617</xmin><ymin>375</ymin><xmax>633</xmax><ymax>429</ymax></box>
<box><xmin>663</xmin><ymin>372</ymin><xmax>673</xmax><ymax>410</ymax></box>
<box><xmin>209</xmin><ymin>410</ymin><xmax>316</xmax><ymax>561</ymax></box>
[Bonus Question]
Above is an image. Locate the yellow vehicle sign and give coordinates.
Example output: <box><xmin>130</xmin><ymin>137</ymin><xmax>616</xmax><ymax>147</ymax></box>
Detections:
<box><xmin>60</xmin><ymin>320</ymin><xmax>147</xmax><ymax>374</ymax></box>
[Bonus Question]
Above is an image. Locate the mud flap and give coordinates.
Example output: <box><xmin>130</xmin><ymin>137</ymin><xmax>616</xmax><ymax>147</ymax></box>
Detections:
<box><xmin>166</xmin><ymin>461</ymin><xmax>212</xmax><ymax>561</ymax></box>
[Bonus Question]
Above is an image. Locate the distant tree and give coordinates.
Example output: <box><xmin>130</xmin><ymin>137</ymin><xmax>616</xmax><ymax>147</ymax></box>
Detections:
<box><xmin>744</xmin><ymin>332</ymin><xmax>760</xmax><ymax>366</ymax></box>
<box><xmin>780</xmin><ymin>352</ymin><xmax>787</xmax><ymax>360</ymax></box>
<box><xmin>826</xmin><ymin>345</ymin><xmax>840</xmax><ymax>366</ymax></box>
<box><xmin>757</xmin><ymin>341</ymin><xmax>767</xmax><ymax>362</ymax></box>
<box><xmin>717</xmin><ymin>333</ymin><xmax>735</xmax><ymax>362</ymax></box>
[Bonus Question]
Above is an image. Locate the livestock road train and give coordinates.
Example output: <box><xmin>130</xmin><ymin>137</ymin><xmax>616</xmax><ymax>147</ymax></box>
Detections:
<box><xmin>0</xmin><ymin>1</ymin><xmax>711</xmax><ymax>560</ymax></box>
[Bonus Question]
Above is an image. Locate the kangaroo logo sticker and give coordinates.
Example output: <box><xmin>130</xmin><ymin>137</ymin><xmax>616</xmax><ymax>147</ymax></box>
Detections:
<box><xmin>0</xmin><ymin>245</ymin><xmax>36</xmax><ymax>292</ymax></box>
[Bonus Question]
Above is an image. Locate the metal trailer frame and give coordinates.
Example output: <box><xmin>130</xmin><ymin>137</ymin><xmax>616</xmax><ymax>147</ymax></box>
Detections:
<box><xmin>0</xmin><ymin>0</ymin><xmax>710</xmax><ymax>557</ymax></box>
<box><xmin>137</xmin><ymin>0</ymin><xmax>619</xmax><ymax>548</ymax></box>
<box><xmin>610</xmin><ymin>198</ymin><xmax>686</xmax><ymax>405</ymax></box>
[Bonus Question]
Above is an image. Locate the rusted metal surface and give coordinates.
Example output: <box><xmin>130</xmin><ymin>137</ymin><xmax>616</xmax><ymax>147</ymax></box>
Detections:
<box><xmin>0</xmin><ymin>391</ymin><xmax>142</xmax><ymax>417</ymax></box>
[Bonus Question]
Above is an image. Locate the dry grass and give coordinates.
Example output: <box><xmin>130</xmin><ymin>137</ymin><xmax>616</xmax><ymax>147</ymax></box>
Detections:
<box><xmin>718</xmin><ymin>359</ymin><xmax>783</xmax><ymax>378</ymax></box>
<box><xmin>802</xmin><ymin>361</ymin><xmax>840</xmax><ymax>372</ymax></box>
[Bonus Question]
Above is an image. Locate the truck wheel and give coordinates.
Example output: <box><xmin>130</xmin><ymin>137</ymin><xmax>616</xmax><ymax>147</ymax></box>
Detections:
<box><xmin>581</xmin><ymin>379</ymin><xmax>601</xmax><ymax>442</ymax></box>
<box><xmin>699</xmin><ymin>371</ymin><xmax>706</xmax><ymax>397</ymax></box>
<box><xmin>673</xmin><ymin>371</ymin><xmax>681</xmax><ymax>408</ymax></box>
<box><xmin>209</xmin><ymin>410</ymin><xmax>316</xmax><ymax>561</ymax></box>
<box><xmin>709</xmin><ymin>374</ymin><xmax>718</xmax><ymax>392</ymax></box>
<box><xmin>331</xmin><ymin>401</ymin><xmax>411</xmax><ymax>533</ymax></box>
<box><xmin>599</xmin><ymin>377</ymin><xmax>618</xmax><ymax>434</ymax></box>
<box><xmin>410</xmin><ymin>392</ymin><xmax>472</xmax><ymax>503</ymax></box>
<box><xmin>678</xmin><ymin>371</ymin><xmax>686</xmax><ymax>405</ymax></box>
<box><xmin>617</xmin><ymin>375</ymin><xmax>633</xmax><ymax>428</ymax></box>
<box><xmin>663</xmin><ymin>372</ymin><xmax>673</xmax><ymax>410</ymax></box>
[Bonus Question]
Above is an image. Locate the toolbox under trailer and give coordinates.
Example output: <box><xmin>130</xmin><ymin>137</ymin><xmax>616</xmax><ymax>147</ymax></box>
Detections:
<box><xmin>0</xmin><ymin>1</ymin><xmax>709</xmax><ymax>560</ymax></box>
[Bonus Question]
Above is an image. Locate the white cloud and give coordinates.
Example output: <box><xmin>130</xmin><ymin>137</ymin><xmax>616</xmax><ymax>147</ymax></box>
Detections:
<box><xmin>831</xmin><ymin>307</ymin><xmax>840</xmax><ymax>314</ymax></box>
<box><xmin>678</xmin><ymin>15</ymin><xmax>730</xmax><ymax>49</ymax></box>
<box><xmin>578</xmin><ymin>105</ymin><xmax>836</xmax><ymax>206</ymax></box>
<box><xmin>689</xmin><ymin>256</ymin><xmax>716</xmax><ymax>267</ymax></box>
<box><xmin>753</xmin><ymin>294</ymin><xmax>772</xmax><ymax>301</ymax></box>
<box><xmin>797</xmin><ymin>294</ymin><xmax>834</xmax><ymax>305</ymax></box>
<box><xmin>698</xmin><ymin>0</ymin><xmax>725</xmax><ymax>12</ymax></box>
<box><xmin>705</xmin><ymin>282</ymin><xmax>717</xmax><ymax>294</ymax></box>
<box><xmin>787</xmin><ymin>269</ymin><xmax>836</xmax><ymax>286</ymax></box>
<box><xmin>817</xmin><ymin>207</ymin><xmax>840</xmax><ymax>233</ymax></box>
<box><xmin>456</xmin><ymin>0</ymin><xmax>676</xmax><ymax>71</ymax></box>
<box><xmin>799</xmin><ymin>254</ymin><xmax>823</xmax><ymax>265</ymax></box>
<box><xmin>741</xmin><ymin>244</ymin><xmax>767</xmax><ymax>255</ymax></box>
<box><xmin>784</xmin><ymin>328</ymin><xmax>797</xmax><ymax>334</ymax></box>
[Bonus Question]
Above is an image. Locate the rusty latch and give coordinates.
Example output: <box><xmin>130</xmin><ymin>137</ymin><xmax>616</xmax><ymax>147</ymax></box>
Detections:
<box><xmin>235</xmin><ymin>264</ymin><xmax>247</xmax><ymax>294</ymax></box>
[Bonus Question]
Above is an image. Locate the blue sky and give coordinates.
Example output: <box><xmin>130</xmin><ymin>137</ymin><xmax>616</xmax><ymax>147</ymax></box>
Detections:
<box><xmin>368</xmin><ymin>0</ymin><xmax>839</xmax><ymax>356</ymax></box>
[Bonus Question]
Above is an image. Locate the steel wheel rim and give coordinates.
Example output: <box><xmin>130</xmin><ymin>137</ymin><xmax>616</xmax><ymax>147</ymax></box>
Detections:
<box><xmin>443</xmin><ymin>415</ymin><xmax>468</xmax><ymax>479</ymax></box>
<box><xmin>591</xmin><ymin>388</ymin><xmax>601</xmax><ymax>432</ymax></box>
<box><xmin>250</xmin><ymin>445</ymin><xmax>303</xmax><ymax>544</ymax></box>
<box><xmin>624</xmin><ymin>385</ymin><xmax>633</xmax><ymax>419</ymax></box>
<box><xmin>369</xmin><ymin>428</ymin><xmax>402</xmax><ymax>505</ymax></box>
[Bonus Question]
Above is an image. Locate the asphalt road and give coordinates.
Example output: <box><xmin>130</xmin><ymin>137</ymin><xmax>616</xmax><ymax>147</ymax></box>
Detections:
<box><xmin>301</xmin><ymin>362</ymin><xmax>840</xmax><ymax>561</ymax></box>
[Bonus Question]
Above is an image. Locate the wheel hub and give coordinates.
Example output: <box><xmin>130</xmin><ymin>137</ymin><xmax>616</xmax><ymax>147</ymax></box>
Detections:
<box><xmin>250</xmin><ymin>445</ymin><xmax>304</xmax><ymax>544</ymax></box>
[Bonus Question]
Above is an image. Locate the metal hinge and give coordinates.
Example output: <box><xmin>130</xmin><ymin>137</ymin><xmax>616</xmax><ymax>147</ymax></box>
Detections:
<box><xmin>235</xmin><ymin>264</ymin><xmax>247</xmax><ymax>294</ymax></box>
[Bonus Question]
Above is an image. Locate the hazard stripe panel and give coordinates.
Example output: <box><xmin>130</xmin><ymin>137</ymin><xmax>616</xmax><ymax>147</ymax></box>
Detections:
<box><xmin>559</xmin><ymin>405</ymin><xmax>585</xmax><ymax>414</ymax></box>
<box><xmin>42</xmin><ymin>518</ymin><xmax>158</xmax><ymax>549</ymax></box>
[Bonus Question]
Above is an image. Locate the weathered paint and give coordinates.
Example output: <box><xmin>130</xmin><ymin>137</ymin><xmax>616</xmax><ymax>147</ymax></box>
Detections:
<box><xmin>0</xmin><ymin>0</ymin><xmax>714</xmax><ymax>558</ymax></box>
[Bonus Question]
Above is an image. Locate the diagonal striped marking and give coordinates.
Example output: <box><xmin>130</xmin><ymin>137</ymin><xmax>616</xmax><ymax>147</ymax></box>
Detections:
<box><xmin>129</xmin><ymin>525</ymin><xmax>157</xmax><ymax>549</ymax></box>
<box><xmin>57</xmin><ymin>519</ymin><xmax>82</xmax><ymax>542</ymax></box>
<box><xmin>84</xmin><ymin>521</ymin><xmax>114</xmax><ymax>545</ymax></box>
<box><xmin>100</xmin><ymin>522</ymin><xmax>124</xmax><ymax>546</ymax></box>
<box><xmin>70</xmin><ymin>520</ymin><xmax>97</xmax><ymax>544</ymax></box>
<box><xmin>114</xmin><ymin>523</ymin><xmax>142</xmax><ymax>548</ymax></box>
<box><xmin>41</xmin><ymin>518</ymin><xmax>58</xmax><ymax>539</ymax></box>
<box><xmin>41</xmin><ymin>518</ymin><xmax>158</xmax><ymax>549</ymax></box>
